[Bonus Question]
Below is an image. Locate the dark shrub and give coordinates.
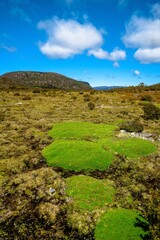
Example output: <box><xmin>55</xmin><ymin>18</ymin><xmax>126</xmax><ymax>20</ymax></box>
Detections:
<box><xmin>88</xmin><ymin>102</ymin><xmax>95</xmax><ymax>110</ymax></box>
<box><xmin>119</xmin><ymin>120</ymin><xmax>143</xmax><ymax>132</ymax></box>
<box><xmin>71</xmin><ymin>95</ymin><xmax>77</xmax><ymax>100</ymax></box>
<box><xmin>22</xmin><ymin>95</ymin><xmax>31</xmax><ymax>100</ymax></box>
<box><xmin>33</xmin><ymin>89</ymin><xmax>40</xmax><ymax>93</ymax></box>
<box><xmin>84</xmin><ymin>96</ymin><xmax>90</xmax><ymax>102</ymax></box>
<box><xmin>120</xmin><ymin>110</ymin><xmax>128</xmax><ymax>115</ymax></box>
<box><xmin>142</xmin><ymin>103</ymin><xmax>160</xmax><ymax>120</ymax></box>
<box><xmin>140</xmin><ymin>95</ymin><xmax>153</xmax><ymax>102</ymax></box>
<box><xmin>14</xmin><ymin>92</ymin><xmax>20</xmax><ymax>96</ymax></box>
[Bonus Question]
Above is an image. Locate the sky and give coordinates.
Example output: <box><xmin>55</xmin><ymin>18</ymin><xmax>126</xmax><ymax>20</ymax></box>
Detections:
<box><xmin>0</xmin><ymin>0</ymin><xmax>160</xmax><ymax>87</ymax></box>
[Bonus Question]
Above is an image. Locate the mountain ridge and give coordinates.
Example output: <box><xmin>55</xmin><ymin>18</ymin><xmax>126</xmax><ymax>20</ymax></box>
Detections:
<box><xmin>0</xmin><ymin>71</ymin><xmax>92</xmax><ymax>90</ymax></box>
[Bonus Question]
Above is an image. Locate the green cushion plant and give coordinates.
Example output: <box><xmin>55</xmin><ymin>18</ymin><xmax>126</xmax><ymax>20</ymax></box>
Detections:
<box><xmin>94</xmin><ymin>208</ymin><xmax>149</xmax><ymax>240</ymax></box>
<box><xmin>66</xmin><ymin>175</ymin><xmax>115</xmax><ymax>212</ymax></box>
<box><xmin>43</xmin><ymin>122</ymin><xmax>157</xmax><ymax>171</ymax></box>
<box><xmin>103</xmin><ymin>138</ymin><xmax>156</xmax><ymax>159</ymax></box>
<box><xmin>42</xmin><ymin>140</ymin><xmax>114</xmax><ymax>171</ymax></box>
<box><xmin>48</xmin><ymin>122</ymin><xmax>117</xmax><ymax>140</ymax></box>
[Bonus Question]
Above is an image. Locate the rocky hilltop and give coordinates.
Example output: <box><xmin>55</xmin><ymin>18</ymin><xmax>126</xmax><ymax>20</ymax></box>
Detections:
<box><xmin>0</xmin><ymin>71</ymin><xmax>92</xmax><ymax>90</ymax></box>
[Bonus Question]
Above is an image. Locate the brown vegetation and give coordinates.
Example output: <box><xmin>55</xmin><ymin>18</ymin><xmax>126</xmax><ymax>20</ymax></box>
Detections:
<box><xmin>0</xmin><ymin>87</ymin><xmax>160</xmax><ymax>239</ymax></box>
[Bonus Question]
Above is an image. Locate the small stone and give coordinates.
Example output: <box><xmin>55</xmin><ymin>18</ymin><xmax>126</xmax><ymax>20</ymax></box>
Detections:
<box><xmin>49</xmin><ymin>187</ymin><xmax>56</xmax><ymax>195</ymax></box>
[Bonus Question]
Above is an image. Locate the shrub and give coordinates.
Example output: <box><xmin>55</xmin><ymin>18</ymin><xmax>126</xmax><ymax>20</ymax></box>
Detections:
<box><xmin>119</xmin><ymin>120</ymin><xmax>143</xmax><ymax>132</ymax></box>
<box><xmin>84</xmin><ymin>96</ymin><xmax>90</xmax><ymax>102</ymax></box>
<box><xmin>142</xmin><ymin>103</ymin><xmax>160</xmax><ymax>120</ymax></box>
<box><xmin>83</xmin><ymin>93</ymin><xmax>90</xmax><ymax>102</ymax></box>
<box><xmin>22</xmin><ymin>95</ymin><xmax>31</xmax><ymax>100</ymax></box>
<box><xmin>71</xmin><ymin>95</ymin><xmax>77</xmax><ymax>100</ymax></box>
<box><xmin>33</xmin><ymin>89</ymin><xmax>40</xmax><ymax>93</ymax></box>
<box><xmin>14</xmin><ymin>92</ymin><xmax>20</xmax><ymax>96</ymax></box>
<box><xmin>140</xmin><ymin>95</ymin><xmax>153</xmax><ymax>102</ymax></box>
<box><xmin>88</xmin><ymin>102</ymin><xmax>95</xmax><ymax>110</ymax></box>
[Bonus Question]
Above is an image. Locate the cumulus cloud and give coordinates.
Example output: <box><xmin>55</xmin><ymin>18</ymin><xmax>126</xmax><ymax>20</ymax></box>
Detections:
<box><xmin>0</xmin><ymin>43</ymin><xmax>17</xmax><ymax>53</ymax></box>
<box><xmin>122</xmin><ymin>16</ymin><xmax>160</xmax><ymax>49</ymax></box>
<box><xmin>122</xmin><ymin>7</ymin><xmax>160</xmax><ymax>64</ymax></box>
<box><xmin>134</xmin><ymin>47</ymin><xmax>160</xmax><ymax>64</ymax></box>
<box><xmin>133</xmin><ymin>70</ymin><xmax>141</xmax><ymax>76</ymax></box>
<box><xmin>37</xmin><ymin>18</ymin><xmax>103</xmax><ymax>59</ymax></box>
<box><xmin>88</xmin><ymin>48</ymin><xmax>126</xmax><ymax>61</ymax></box>
<box><xmin>107</xmin><ymin>48</ymin><xmax>126</xmax><ymax>61</ymax></box>
<box><xmin>87</xmin><ymin>48</ymin><xmax>108</xmax><ymax>59</ymax></box>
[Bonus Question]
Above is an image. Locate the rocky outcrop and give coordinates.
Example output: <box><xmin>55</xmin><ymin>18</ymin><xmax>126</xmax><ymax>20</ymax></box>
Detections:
<box><xmin>117</xmin><ymin>130</ymin><xmax>160</xmax><ymax>142</ymax></box>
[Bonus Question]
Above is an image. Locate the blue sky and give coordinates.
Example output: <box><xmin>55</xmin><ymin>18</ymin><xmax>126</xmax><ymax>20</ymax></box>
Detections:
<box><xmin>0</xmin><ymin>0</ymin><xmax>160</xmax><ymax>87</ymax></box>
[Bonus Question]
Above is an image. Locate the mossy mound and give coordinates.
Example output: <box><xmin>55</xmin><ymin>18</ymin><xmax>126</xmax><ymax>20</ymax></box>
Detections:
<box><xmin>43</xmin><ymin>122</ymin><xmax>157</xmax><ymax>172</ymax></box>
<box><xmin>48</xmin><ymin>122</ymin><xmax>117</xmax><ymax>140</ymax></box>
<box><xmin>105</xmin><ymin>138</ymin><xmax>156</xmax><ymax>158</ymax></box>
<box><xmin>42</xmin><ymin>140</ymin><xmax>114</xmax><ymax>171</ymax></box>
<box><xmin>66</xmin><ymin>175</ymin><xmax>115</xmax><ymax>212</ymax></box>
<box><xmin>94</xmin><ymin>208</ymin><xmax>149</xmax><ymax>240</ymax></box>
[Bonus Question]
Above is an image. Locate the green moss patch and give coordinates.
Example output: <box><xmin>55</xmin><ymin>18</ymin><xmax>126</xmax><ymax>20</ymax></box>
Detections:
<box><xmin>48</xmin><ymin>122</ymin><xmax>117</xmax><ymax>140</ymax></box>
<box><xmin>66</xmin><ymin>175</ymin><xmax>115</xmax><ymax>212</ymax></box>
<box><xmin>43</xmin><ymin>122</ymin><xmax>157</xmax><ymax>171</ymax></box>
<box><xmin>42</xmin><ymin>140</ymin><xmax>114</xmax><ymax>171</ymax></box>
<box><xmin>94</xmin><ymin>208</ymin><xmax>149</xmax><ymax>240</ymax></box>
<box><xmin>104</xmin><ymin>138</ymin><xmax>156</xmax><ymax>158</ymax></box>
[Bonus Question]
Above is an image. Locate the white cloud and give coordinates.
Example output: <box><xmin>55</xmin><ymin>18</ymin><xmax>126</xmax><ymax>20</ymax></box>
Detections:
<box><xmin>88</xmin><ymin>48</ymin><xmax>126</xmax><ymax>61</ymax></box>
<box><xmin>151</xmin><ymin>3</ymin><xmax>160</xmax><ymax>18</ymax></box>
<box><xmin>122</xmin><ymin>16</ymin><xmax>160</xmax><ymax>49</ymax></box>
<box><xmin>134</xmin><ymin>48</ymin><xmax>160</xmax><ymax>64</ymax></box>
<box><xmin>133</xmin><ymin>70</ymin><xmax>141</xmax><ymax>76</ymax></box>
<box><xmin>122</xmin><ymin>13</ymin><xmax>160</xmax><ymax>64</ymax></box>
<box><xmin>107</xmin><ymin>48</ymin><xmax>126</xmax><ymax>61</ymax></box>
<box><xmin>39</xmin><ymin>43</ymin><xmax>77</xmax><ymax>59</ymax></box>
<box><xmin>88</xmin><ymin>48</ymin><xmax>108</xmax><ymax>59</ymax></box>
<box><xmin>113</xmin><ymin>61</ymin><xmax>120</xmax><ymax>67</ymax></box>
<box><xmin>38</xmin><ymin>18</ymin><xmax>103</xmax><ymax>59</ymax></box>
<box><xmin>0</xmin><ymin>43</ymin><xmax>17</xmax><ymax>53</ymax></box>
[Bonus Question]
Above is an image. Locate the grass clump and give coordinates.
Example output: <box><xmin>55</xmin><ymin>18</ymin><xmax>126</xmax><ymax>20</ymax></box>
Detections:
<box><xmin>48</xmin><ymin>122</ymin><xmax>117</xmax><ymax>140</ymax></box>
<box><xmin>42</xmin><ymin>140</ymin><xmax>114</xmax><ymax>171</ymax></box>
<box><xmin>66</xmin><ymin>175</ymin><xmax>115</xmax><ymax>212</ymax></box>
<box><xmin>104</xmin><ymin>138</ymin><xmax>156</xmax><ymax>159</ymax></box>
<box><xmin>94</xmin><ymin>208</ymin><xmax>149</xmax><ymax>240</ymax></box>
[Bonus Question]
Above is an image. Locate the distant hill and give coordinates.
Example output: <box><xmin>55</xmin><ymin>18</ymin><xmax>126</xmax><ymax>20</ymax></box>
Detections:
<box><xmin>94</xmin><ymin>86</ymin><xmax>124</xmax><ymax>90</ymax></box>
<box><xmin>0</xmin><ymin>71</ymin><xmax>92</xmax><ymax>90</ymax></box>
